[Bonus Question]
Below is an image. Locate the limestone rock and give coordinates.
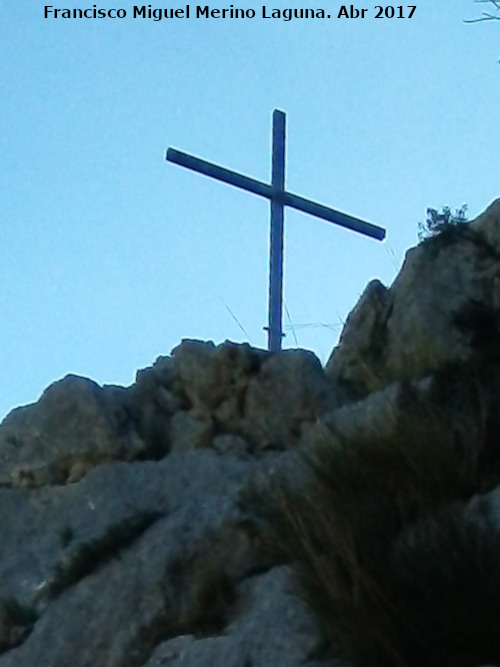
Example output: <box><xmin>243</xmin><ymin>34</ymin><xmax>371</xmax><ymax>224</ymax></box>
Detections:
<box><xmin>144</xmin><ymin>567</ymin><xmax>320</xmax><ymax>667</ymax></box>
<box><xmin>167</xmin><ymin>340</ymin><xmax>336</xmax><ymax>451</ymax></box>
<box><xmin>327</xmin><ymin>199</ymin><xmax>500</xmax><ymax>401</ymax></box>
<box><xmin>324</xmin><ymin>280</ymin><xmax>391</xmax><ymax>402</ymax></box>
<box><xmin>2</xmin><ymin>200</ymin><xmax>500</xmax><ymax>666</ymax></box>
<box><xmin>212</xmin><ymin>434</ymin><xmax>251</xmax><ymax>459</ymax></box>
<box><xmin>0</xmin><ymin>449</ymin><xmax>312</xmax><ymax>667</ymax></box>
<box><xmin>241</xmin><ymin>349</ymin><xmax>337</xmax><ymax>449</ymax></box>
<box><xmin>469</xmin><ymin>197</ymin><xmax>500</xmax><ymax>252</ymax></box>
<box><xmin>319</xmin><ymin>377</ymin><xmax>433</xmax><ymax>445</ymax></box>
<box><xmin>170</xmin><ymin>340</ymin><xmax>266</xmax><ymax>419</ymax></box>
<box><xmin>0</xmin><ymin>375</ymin><xmax>144</xmax><ymax>487</ymax></box>
<box><xmin>128</xmin><ymin>355</ymin><xmax>180</xmax><ymax>456</ymax></box>
<box><xmin>169</xmin><ymin>411</ymin><xmax>214</xmax><ymax>452</ymax></box>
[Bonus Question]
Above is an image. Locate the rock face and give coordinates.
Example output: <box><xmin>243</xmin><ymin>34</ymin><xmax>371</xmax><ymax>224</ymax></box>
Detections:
<box><xmin>1</xmin><ymin>200</ymin><xmax>500</xmax><ymax>666</ymax></box>
<box><xmin>326</xmin><ymin>198</ymin><xmax>500</xmax><ymax>402</ymax></box>
<box><xmin>0</xmin><ymin>344</ymin><xmax>334</xmax><ymax>667</ymax></box>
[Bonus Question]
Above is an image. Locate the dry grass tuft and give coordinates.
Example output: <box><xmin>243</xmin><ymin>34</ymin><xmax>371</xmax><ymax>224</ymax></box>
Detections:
<box><xmin>256</xmin><ymin>401</ymin><xmax>500</xmax><ymax>667</ymax></box>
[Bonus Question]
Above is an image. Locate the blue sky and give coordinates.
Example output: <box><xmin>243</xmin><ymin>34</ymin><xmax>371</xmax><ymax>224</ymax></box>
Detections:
<box><xmin>1</xmin><ymin>0</ymin><xmax>500</xmax><ymax>421</ymax></box>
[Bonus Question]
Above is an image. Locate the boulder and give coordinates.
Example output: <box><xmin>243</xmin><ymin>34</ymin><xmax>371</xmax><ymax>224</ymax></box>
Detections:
<box><xmin>0</xmin><ymin>375</ymin><xmax>144</xmax><ymax>487</ymax></box>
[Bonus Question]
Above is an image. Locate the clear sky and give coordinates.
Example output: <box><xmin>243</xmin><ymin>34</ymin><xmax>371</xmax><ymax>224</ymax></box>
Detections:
<box><xmin>1</xmin><ymin>0</ymin><xmax>499</xmax><ymax>421</ymax></box>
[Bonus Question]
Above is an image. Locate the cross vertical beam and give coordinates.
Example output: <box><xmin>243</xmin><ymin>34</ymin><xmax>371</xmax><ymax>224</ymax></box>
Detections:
<box><xmin>166</xmin><ymin>110</ymin><xmax>386</xmax><ymax>353</ymax></box>
<box><xmin>269</xmin><ymin>109</ymin><xmax>285</xmax><ymax>352</ymax></box>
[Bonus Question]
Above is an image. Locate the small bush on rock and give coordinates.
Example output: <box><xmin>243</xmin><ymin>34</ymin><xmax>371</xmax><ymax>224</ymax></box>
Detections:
<box><xmin>418</xmin><ymin>204</ymin><xmax>468</xmax><ymax>241</ymax></box>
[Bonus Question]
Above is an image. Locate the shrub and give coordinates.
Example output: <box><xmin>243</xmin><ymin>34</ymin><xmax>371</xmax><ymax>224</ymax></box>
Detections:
<box><xmin>418</xmin><ymin>205</ymin><xmax>468</xmax><ymax>241</ymax></box>
<box><xmin>256</xmin><ymin>401</ymin><xmax>500</xmax><ymax>667</ymax></box>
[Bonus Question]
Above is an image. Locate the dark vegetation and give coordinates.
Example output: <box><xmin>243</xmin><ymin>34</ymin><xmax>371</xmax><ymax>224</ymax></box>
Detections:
<box><xmin>0</xmin><ymin>595</ymin><xmax>38</xmax><ymax>653</ymax></box>
<box><xmin>164</xmin><ymin>555</ymin><xmax>237</xmax><ymax>637</ymax></box>
<box><xmin>418</xmin><ymin>205</ymin><xmax>468</xmax><ymax>242</ymax></box>
<box><xmin>254</xmin><ymin>383</ymin><xmax>500</xmax><ymax>667</ymax></box>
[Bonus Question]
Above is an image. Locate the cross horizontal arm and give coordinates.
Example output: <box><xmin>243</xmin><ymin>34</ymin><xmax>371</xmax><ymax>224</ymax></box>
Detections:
<box><xmin>283</xmin><ymin>191</ymin><xmax>385</xmax><ymax>240</ymax></box>
<box><xmin>166</xmin><ymin>148</ymin><xmax>385</xmax><ymax>241</ymax></box>
<box><xmin>167</xmin><ymin>148</ymin><xmax>273</xmax><ymax>199</ymax></box>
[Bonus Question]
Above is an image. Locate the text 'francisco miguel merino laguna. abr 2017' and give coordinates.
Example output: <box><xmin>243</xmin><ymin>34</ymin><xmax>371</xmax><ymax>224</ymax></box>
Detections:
<box><xmin>43</xmin><ymin>5</ymin><xmax>418</xmax><ymax>20</ymax></box>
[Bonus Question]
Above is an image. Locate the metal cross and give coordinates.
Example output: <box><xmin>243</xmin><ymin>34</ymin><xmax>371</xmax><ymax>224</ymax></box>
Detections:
<box><xmin>166</xmin><ymin>109</ymin><xmax>386</xmax><ymax>352</ymax></box>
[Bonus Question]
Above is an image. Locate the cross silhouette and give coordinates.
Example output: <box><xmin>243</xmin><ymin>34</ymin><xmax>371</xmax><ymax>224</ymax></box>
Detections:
<box><xmin>166</xmin><ymin>109</ymin><xmax>386</xmax><ymax>352</ymax></box>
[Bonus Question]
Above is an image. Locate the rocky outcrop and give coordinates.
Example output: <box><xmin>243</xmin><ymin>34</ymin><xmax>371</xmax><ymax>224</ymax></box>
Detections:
<box><xmin>0</xmin><ymin>376</ymin><xmax>144</xmax><ymax>487</ymax></box>
<box><xmin>1</xmin><ymin>200</ymin><xmax>500</xmax><ymax>666</ymax></box>
<box><xmin>326</xmin><ymin>198</ymin><xmax>500</xmax><ymax>402</ymax></box>
<box><xmin>0</xmin><ymin>342</ymin><xmax>336</xmax><ymax>667</ymax></box>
